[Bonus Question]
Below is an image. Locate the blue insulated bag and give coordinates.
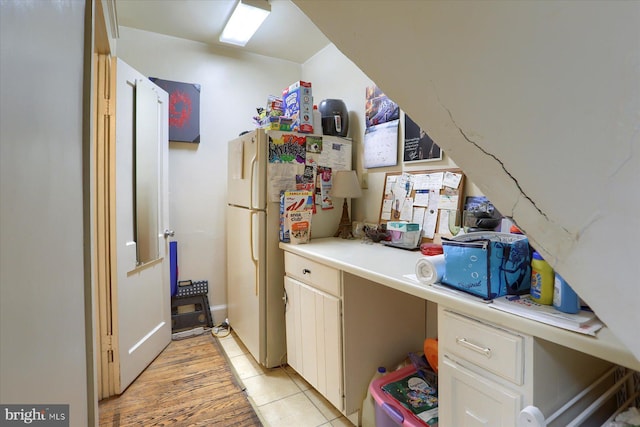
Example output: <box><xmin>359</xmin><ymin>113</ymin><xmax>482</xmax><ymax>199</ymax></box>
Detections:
<box><xmin>442</xmin><ymin>232</ymin><xmax>531</xmax><ymax>300</ymax></box>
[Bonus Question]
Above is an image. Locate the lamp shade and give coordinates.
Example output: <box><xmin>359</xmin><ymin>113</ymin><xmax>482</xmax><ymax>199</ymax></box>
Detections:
<box><xmin>331</xmin><ymin>170</ymin><xmax>362</xmax><ymax>199</ymax></box>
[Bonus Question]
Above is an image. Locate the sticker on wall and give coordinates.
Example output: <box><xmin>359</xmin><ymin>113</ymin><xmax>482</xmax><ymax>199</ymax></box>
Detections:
<box><xmin>150</xmin><ymin>77</ymin><xmax>201</xmax><ymax>143</ymax></box>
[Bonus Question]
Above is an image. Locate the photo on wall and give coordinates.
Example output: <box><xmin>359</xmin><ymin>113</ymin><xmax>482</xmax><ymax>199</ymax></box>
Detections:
<box><xmin>403</xmin><ymin>114</ymin><xmax>442</xmax><ymax>162</ymax></box>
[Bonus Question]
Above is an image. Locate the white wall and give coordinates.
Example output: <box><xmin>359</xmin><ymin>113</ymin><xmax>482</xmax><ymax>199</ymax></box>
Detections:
<box><xmin>302</xmin><ymin>44</ymin><xmax>480</xmax><ymax>225</ymax></box>
<box><xmin>0</xmin><ymin>2</ymin><xmax>90</xmax><ymax>425</ymax></box>
<box><xmin>115</xmin><ymin>29</ymin><xmax>484</xmax><ymax>324</ymax></box>
<box><xmin>295</xmin><ymin>0</ymin><xmax>640</xmax><ymax>361</ymax></box>
<box><xmin>116</xmin><ymin>27</ymin><xmax>303</xmax><ymax>322</ymax></box>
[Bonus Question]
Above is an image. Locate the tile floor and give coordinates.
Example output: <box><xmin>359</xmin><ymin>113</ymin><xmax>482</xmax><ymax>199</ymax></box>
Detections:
<box><xmin>216</xmin><ymin>330</ymin><xmax>355</xmax><ymax>427</ymax></box>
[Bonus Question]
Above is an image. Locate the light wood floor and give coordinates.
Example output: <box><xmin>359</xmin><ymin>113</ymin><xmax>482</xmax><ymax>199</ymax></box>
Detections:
<box><xmin>99</xmin><ymin>333</ymin><xmax>262</xmax><ymax>426</ymax></box>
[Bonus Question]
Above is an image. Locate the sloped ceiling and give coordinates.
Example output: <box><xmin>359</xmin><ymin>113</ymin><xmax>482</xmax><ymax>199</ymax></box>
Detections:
<box><xmin>294</xmin><ymin>0</ymin><xmax>640</xmax><ymax>362</ymax></box>
<box><xmin>115</xmin><ymin>0</ymin><xmax>330</xmax><ymax>63</ymax></box>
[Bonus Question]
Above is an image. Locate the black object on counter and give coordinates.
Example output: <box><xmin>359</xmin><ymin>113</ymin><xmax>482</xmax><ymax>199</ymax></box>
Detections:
<box><xmin>319</xmin><ymin>99</ymin><xmax>349</xmax><ymax>137</ymax></box>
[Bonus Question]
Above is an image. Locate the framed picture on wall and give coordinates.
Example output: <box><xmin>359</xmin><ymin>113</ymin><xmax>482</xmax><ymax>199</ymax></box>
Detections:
<box><xmin>149</xmin><ymin>77</ymin><xmax>201</xmax><ymax>143</ymax></box>
<box><xmin>403</xmin><ymin>113</ymin><xmax>441</xmax><ymax>162</ymax></box>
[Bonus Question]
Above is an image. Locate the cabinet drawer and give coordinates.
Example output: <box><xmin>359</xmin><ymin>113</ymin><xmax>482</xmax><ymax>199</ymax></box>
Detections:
<box><xmin>439</xmin><ymin>354</ymin><xmax>521</xmax><ymax>426</ymax></box>
<box><xmin>440</xmin><ymin>309</ymin><xmax>524</xmax><ymax>385</ymax></box>
<box><xmin>284</xmin><ymin>252</ymin><xmax>340</xmax><ymax>297</ymax></box>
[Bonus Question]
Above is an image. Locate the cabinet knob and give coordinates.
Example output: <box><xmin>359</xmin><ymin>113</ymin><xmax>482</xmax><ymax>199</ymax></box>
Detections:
<box><xmin>302</xmin><ymin>268</ymin><xmax>311</xmax><ymax>275</ymax></box>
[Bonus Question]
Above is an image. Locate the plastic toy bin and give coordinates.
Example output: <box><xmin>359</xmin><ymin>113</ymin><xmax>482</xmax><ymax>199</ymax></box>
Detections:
<box><xmin>370</xmin><ymin>365</ymin><xmax>438</xmax><ymax>427</ymax></box>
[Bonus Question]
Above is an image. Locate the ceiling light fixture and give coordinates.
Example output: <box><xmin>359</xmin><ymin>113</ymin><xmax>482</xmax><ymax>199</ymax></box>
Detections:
<box><xmin>219</xmin><ymin>0</ymin><xmax>271</xmax><ymax>47</ymax></box>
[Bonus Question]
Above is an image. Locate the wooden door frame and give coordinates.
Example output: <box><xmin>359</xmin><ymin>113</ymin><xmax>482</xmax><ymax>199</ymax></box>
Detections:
<box><xmin>94</xmin><ymin>52</ymin><xmax>120</xmax><ymax>400</ymax></box>
<box><xmin>93</xmin><ymin>0</ymin><xmax>121</xmax><ymax>401</ymax></box>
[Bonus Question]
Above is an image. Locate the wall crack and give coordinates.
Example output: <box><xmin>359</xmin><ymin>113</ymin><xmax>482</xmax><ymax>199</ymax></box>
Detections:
<box><xmin>441</xmin><ymin>102</ymin><xmax>548</xmax><ymax>221</ymax></box>
<box><xmin>430</xmin><ymin>86</ymin><xmax>574</xmax><ymax>249</ymax></box>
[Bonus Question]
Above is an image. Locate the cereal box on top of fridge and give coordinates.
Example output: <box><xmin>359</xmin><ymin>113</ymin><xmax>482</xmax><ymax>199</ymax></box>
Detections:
<box><xmin>282</xmin><ymin>81</ymin><xmax>313</xmax><ymax>133</ymax></box>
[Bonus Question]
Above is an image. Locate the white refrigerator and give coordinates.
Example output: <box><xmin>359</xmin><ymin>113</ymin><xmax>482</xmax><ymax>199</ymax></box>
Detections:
<box><xmin>226</xmin><ymin>129</ymin><xmax>352</xmax><ymax>368</ymax></box>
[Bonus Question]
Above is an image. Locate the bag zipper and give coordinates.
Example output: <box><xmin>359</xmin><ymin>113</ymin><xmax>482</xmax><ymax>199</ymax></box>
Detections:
<box><xmin>441</xmin><ymin>238</ymin><xmax>490</xmax><ymax>250</ymax></box>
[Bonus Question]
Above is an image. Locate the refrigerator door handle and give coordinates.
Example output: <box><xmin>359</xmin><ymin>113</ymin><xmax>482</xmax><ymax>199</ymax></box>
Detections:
<box><xmin>250</xmin><ymin>142</ymin><xmax>258</xmax><ymax>210</ymax></box>
<box><xmin>250</xmin><ymin>211</ymin><xmax>259</xmax><ymax>296</ymax></box>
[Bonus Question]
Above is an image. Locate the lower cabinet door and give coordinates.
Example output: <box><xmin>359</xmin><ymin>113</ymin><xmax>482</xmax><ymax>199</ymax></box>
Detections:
<box><xmin>284</xmin><ymin>276</ymin><xmax>343</xmax><ymax>411</ymax></box>
<box><xmin>313</xmin><ymin>288</ymin><xmax>342</xmax><ymax>410</ymax></box>
<box><xmin>284</xmin><ymin>277</ymin><xmax>302</xmax><ymax>374</ymax></box>
<box><xmin>439</xmin><ymin>355</ymin><xmax>521</xmax><ymax>427</ymax></box>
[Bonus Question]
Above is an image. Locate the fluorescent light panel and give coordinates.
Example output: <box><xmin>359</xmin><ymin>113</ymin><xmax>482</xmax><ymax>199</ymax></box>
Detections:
<box><xmin>220</xmin><ymin>0</ymin><xmax>270</xmax><ymax>47</ymax></box>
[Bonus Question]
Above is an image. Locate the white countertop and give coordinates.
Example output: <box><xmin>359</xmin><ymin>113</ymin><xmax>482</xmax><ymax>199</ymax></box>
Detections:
<box><xmin>280</xmin><ymin>237</ymin><xmax>640</xmax><ymax>371</ymax></box>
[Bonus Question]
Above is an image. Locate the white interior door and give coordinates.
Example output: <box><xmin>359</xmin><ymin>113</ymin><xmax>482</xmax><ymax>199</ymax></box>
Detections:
<box><xmin>113</xmin><ymin>58</ymin><xmax>171</xmax><ymax>393</ymax></box>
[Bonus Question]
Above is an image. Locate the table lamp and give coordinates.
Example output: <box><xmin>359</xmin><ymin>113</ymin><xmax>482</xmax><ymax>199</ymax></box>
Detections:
<box><xmin>331</xmin><ymin>170</ymin><xmax>362</xmax><ymax>239</ymax></box>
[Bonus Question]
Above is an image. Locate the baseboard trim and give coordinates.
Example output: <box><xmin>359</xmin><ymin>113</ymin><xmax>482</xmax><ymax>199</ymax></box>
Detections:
<box><xmin>210</xmin><ymin>304</ymin><xmax>227</xmax><ymax>325</ymax></box>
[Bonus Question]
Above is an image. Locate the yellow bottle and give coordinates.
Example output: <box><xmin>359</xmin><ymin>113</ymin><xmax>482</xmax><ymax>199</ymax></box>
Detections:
<box><xmin>530</xmin><ymin>251</ymin><xmax>554</xmax><ymax>305</ymax></box>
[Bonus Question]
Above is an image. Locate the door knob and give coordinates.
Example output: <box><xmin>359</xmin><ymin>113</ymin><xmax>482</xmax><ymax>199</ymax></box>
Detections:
<box><xmin>163</xmin><ymin>229</ymin><xmax>175</xmax><ymax>238</ymax></box>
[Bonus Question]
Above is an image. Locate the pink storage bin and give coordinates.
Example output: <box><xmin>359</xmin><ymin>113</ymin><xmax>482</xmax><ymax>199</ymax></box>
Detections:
<box><xmin>370</xmin><ymin>365</ymin><xmax>438</xmax><ymax>427</ymax></box>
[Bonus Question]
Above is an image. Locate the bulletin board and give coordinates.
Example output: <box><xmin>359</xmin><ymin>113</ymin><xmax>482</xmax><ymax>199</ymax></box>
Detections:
<box><xmin>378</xmin><ymin>168</ymin><xmax>465</xmax><ymax>243</ymax></box>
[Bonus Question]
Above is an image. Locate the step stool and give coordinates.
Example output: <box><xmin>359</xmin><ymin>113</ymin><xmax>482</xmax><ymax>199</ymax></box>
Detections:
<box><xmin>171</xmin><ymin>294</ymin><xmax>213</xmax><ymax>332</ymax></box>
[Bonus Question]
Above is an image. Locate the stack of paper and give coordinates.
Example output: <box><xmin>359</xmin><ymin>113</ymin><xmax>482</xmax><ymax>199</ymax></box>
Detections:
<box><xmin>490</xmin><ymin>295</ymin><xmax>604</xmax><ymax>336</ymax></box>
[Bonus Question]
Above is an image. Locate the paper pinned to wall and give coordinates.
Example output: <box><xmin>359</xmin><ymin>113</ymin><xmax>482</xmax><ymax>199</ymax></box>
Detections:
<box><xmin>414</xmin><ymin>172</ymin><xmax>444</xmax><ymax>190</ymax></box>
<box><xmin>443</xmin><ymin>171</ymin><xmax>462</xmax><ymax>189</ymax></box>
<box><xmin>381</xmin><ymin>199</ymin><xmax>393</xmax><ymax>220</ymax></box>
<box><xmin>399</xmin><ymin>197</ymin><xmax>414</xmax><ymax>221</ymax></box>
<box><xmin>414</xmin><ymin>189</ymin><xmax>430</xmax><ymax>207</ymax></box>
<box><xmin>378</xmin><ymin>169</ymin><xmax>465</xmax><ymax>243</ymax></box>
<box><xmin>422</xmin><ymin>207</ymin><xmax>439</xmax><ymax>239</ymax></box>
<box><xmin>438</xmin><ymin>190</ymin><xmax>459</xmax><ymax>210</ymax></box>
<box><xmin>413</xmin><ymin>207</ymin><xmax>426</xmax><ymax>226</ymax></box>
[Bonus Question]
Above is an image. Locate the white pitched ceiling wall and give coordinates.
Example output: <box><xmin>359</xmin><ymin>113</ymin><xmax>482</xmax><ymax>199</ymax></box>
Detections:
<box><xmin>115</xmin><ymin>0</ymin><xmax>330</xmax><ymax>63</ymax></box>
<box><xmin>294</xmin><ymin>0</ymin><xmax>640</xmax><ymax>362</ymax></box>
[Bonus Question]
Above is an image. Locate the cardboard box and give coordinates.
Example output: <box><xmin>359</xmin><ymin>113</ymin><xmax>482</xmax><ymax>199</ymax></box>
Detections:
<box><xmin>266</xmin><ymin>95</ymin><xmax>283</xmax><ymax>117</ymax></box>
<box><xmin>279</xmin><ymin>189</ymin><xmax>314</xmax><ymax>242</ymax></box>
<box><xmin>287</xmin><ymin>210</ymin><xmax>312</xmax><ymax>244</ymax></box>
<box><xmin>282</xmin><ymin>81</ymin><xmax>313</xmax><ymax>133</ymax></box>
<box><xmin>263</xmin><ymin>116</ymin><xmax>293</xmax><ymax>131</ymax></box>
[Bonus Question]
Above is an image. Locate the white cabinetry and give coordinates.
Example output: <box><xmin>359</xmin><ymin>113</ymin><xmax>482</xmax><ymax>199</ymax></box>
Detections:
<box><xmin>439</xmin><ymin>309</ymin><xmax>524</xmax><ymax>426</ymax></box>
<box><xmin>438</xmin><ymin>307</ymin><xmax>614</xmax><ymax>427</ymax></box>
<box><xmin>284</xmin><ymin>250</ymin><xmax>428</xmax><ymax>422</ymax></box>
<box><xmin>441</xmin><ymin>355</ymin><xmax>521</xmax><ymax>426</ymax></box>
<box><xmin>284</xmin><ymin>252</ymin><xmax>343</xmax><ymax>410</ymax></box>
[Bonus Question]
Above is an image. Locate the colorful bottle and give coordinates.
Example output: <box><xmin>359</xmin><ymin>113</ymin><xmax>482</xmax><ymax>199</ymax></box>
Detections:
<box><xmin>553</xmin><ymin>273</ymin><xmax>580</xmax><ymax>314</ymax></box>
<box><xmin>530</xmin><ymin>251</ymin><xmax>554</xmax><ymax>305</ymax></box>
<box><xmin>312</xmin><ymin>105</ymin><xmax>322</xmax><ymax>135</ymax></box>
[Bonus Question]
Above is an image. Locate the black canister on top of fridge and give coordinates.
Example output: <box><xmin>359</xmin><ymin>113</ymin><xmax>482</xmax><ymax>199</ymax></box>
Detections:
<box><xmin>318</xmin><ymin>99</ymin><xmax>349</xmax><ymax>137</ymax></box>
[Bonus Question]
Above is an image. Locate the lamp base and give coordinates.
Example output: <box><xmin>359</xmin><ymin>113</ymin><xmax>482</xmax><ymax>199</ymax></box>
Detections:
<box><xmin>334</xmin><ymin>199</ymin><xmax>354</xmax><ymax>239</ymax></box>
